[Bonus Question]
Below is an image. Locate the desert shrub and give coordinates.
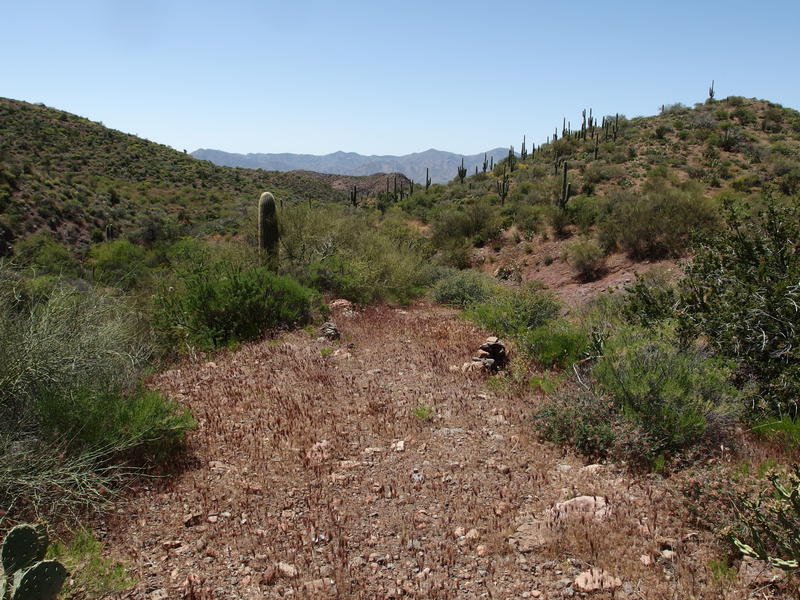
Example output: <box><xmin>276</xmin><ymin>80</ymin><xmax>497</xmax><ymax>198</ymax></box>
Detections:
<box><xmin>431</xmin><ymin>269</ymin><xmax>497</xmax><ymax>308</ymax></box>
<box><xmin>566</xmin><ymin>195</ymin><xmax>608</xmax><ymax>232</ymax></box>
<box><xmin>732</xmin><ymin>173</ymin><xmax>761</xmax><ymax>192</ymax></box>
<box><xmin>534</xmin><ymin>390</ymin><xmax>629</xmax><ymax>460</ymax></box>
<box><xmin>466</xmin><ymin>284</ymin><xmax>560</xmax><ymax>336</ymax></box>
<box><xmin>154</xmin><ymin>262</ymin><xmax>319</xmax><ymax>351</ymax></box>
<box><xmin>13</xmin><ymin>232</ymin><xmax>81</xmax><ymax>278</ymax></box>
<box><xmin>0</xmin><ymin>266</ymin><xmax>191</xmax><ymax>518</ymax></box>
<box><xmin>89</xmin><ymin>239</ymin><xmax>149</xmax><ymax>289</ymax></box>
<box><xmin>562</xmin><ymin>237</ymin><xmax>606</xmax><ymax>281</ymax></box>
<box><xmin>278</xmin><ymin>204</ymin><xmax>428</xmax><ymax>303</ymax></box>
<box><xmin>36</xmin><ymin>387</ymin><xmax>193</xmax><ymax>456</ymax></box>
<box><xmin>733</xmin><ymin>466</ymin><xmax>800</xmax><ymax>571</ymax></box>
<box><xmin>593</xmin><ymin>326</ymin><xmax>739</xmax><ymax>457</ymax></box>
<box><xmin>583</xmin><ymin>163</ymin><xmax>625</xmax><ymax>184</ymax></box>
<box><xmin>655</xmin><ymin>124</ymin><xmax>672</xmax><ymax>139</ymax></box>
<box><xmin>431</xmin><ymin>200</ymin><xmax>502</xmax><ymax>248</ymax></box>
<box><xmin>520</xmin><ymin>320</ymin><xmax>589</xmax><ymax>368</ymax></box>
<box><xmin>599</xmin><ymin>178</ymin><xmax>718</xmax><ymax>259</ymax></box>
<box><xmin>621</xmin><ymin>269</ymin><xmax>679</xmax><ymax>327</ymax></box>
<box><xmin>511</xmin><ymin>203</ymin><xmax>545</xmax><ymax>235</ymax></box>
<box><xmin>680</xmin><ymin>199</ymin><xmax>800</xmax><ymax>418</ymax></box>
<box><xmin>0</xmin><ymin>273</ymin><xmax>151</xmax><ymax>433</ymax></box>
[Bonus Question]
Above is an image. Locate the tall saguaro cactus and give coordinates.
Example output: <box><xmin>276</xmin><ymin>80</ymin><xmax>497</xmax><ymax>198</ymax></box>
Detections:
<box><xmin>457</xmin><ymin>157</ymin><xmax>467</xmax><ymax>183</ymax></box>
<box><xmin>258</xmin><ymin>192</ymin><xmax>279</xmax><ymax>268</ymax></box>
<box><xmin>560</xmin><ymin>162</ymin><xmax>570</xmax><ymax>209</ymax></box>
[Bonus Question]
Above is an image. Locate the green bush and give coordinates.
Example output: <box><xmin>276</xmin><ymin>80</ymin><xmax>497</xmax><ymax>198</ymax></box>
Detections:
<box><xmin>593</xmin><ymin>326</ymin><xmax>738</xmax><ymax>457</ymax></box>
<box><xmin>431</xmin><ymin>200</ymin><xmax>502</xmax><ymax>248</ymax></box>
<box><xmin>534</xmin><ymin>390</ymin><xmax>624</xmax><ymax>460</ymax></box>
<box><xmin>36</xmin><ymin>387</ymin><xmax>193</xmax><ymax>457</ymax></box>
<box><xmin>431</xmin><ymin>269</ymin><xmax>496</xmax><ymax>308</ymax></box>
<box><xmin>13</xmin><ymin>232</ymin><xmax>81</xmax><ymax>278</ymax></box>
<box><xmin>154</xmin><ymin>262</ymin><xmax>319</xmax><ymax>351</ymax></box>
<box><xmin>466</xmin><ymin>284</ymin><xmax>560</xmax><ymax>336</ymax></box>
<box><xmin>0</xmin><ymin>274</ymin><xmax>151</xmax><ymax>432</ymax></box>
<box><xmin>278</xmin><ymin>204</ymin><xmax>428</xmax><ymax>303</ymax></box>
<box><xmin>599</xmin><ymin>178</ymin><xmax>718</xmax><ymax>259</ymax></box>
<box><xmin>520</xmin><ymin>320</ymin><xmax>589</xmax><ymax>368</ymax></box>
<box><xmin>621</xmin><ymin>269</ymin><xmax>679</xmax><ymax>327</ymax></box>
<box><xmin>562</xmin><ymin>237</ymin><xmax>606</xmax><ymax>281</ymax></box>
<box><xmin>0</xmin><ymin>266</ymin><xmax>191</xmax><ymax>518</ymax></box>
<box><xmin>89</xmin><ymin>239</ymin><xmax>149</xmax><ymax>289</ymax></box>
<box><xmin>680</xmin><ymin>199</ymin><xmax>800</xmax><ymax>418</ymax></box>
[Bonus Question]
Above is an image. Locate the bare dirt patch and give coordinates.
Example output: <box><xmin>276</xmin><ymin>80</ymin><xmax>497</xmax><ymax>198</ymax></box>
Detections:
<box><xmin>103</xmin><ymin>303</ymin><xmax>791</xmax><ymax>599</ymax></box>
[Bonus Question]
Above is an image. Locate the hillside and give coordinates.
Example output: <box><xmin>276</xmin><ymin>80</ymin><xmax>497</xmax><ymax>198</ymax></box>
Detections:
<box><xmin>192</xmin><ymin>147</ymin><xmax>511</xmax><ymax>184</ymax></box>
<box><xmin>0</xmin><ymin>98</ymin><xmax>365</xmax><ymax>255</ymax></box>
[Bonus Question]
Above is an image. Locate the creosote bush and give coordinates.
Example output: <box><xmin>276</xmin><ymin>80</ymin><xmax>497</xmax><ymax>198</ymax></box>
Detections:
<box><xmin>592</xmin><ymin>325</ymin><xmax>739</xmax><ymax>459</ymax></box>
<box><xmin>562</xmin><ymin>236</ymin><xmax>606</xmax><ymax>281</ymax></box>
<box><xmin>0</xmin><ymin>264</ymin><xmax>192</xmax><ymax>519</ymax></box>
<box><xmin>154</xmin><ymin>261</ymin><xmax>320</xmax><ymax>351</ymax></box>
<box><xmin>431</xmin><ymin>269</ymin><xmax>497</xmax><ymax>308</ymax></box>
<box><xmin>600</xmin><ymin>178</ymin><xmax>718</xmax><ymax>259</ymax></box>
<box><xmin>465</xmin><ymin>284</ymin><xmax>560</xmax><ymax>336</ymax></box>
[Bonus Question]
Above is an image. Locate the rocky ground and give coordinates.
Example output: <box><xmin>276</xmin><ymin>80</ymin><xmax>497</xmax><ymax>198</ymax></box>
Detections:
<box><xmin>104</xmin><ymin>302</ymin><xmax>792</xmax><ymax>599</ymax></box>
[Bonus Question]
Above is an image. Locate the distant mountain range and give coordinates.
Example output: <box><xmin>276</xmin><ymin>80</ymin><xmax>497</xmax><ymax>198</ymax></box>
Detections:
<box><xmin>190</xmin><ymin>147</ymin><xmax>511</xmax><ymax>184</ymax></box>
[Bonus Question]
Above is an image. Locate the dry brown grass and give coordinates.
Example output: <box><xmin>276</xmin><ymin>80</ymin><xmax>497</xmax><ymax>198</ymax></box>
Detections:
<box><xmin>100</xmin><ymin>303</ymin><xmax>797</xmax><ymax>599</ymax></box>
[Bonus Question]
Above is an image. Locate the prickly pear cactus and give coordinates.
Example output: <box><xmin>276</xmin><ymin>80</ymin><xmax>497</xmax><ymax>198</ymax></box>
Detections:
<box><xmin>1</xmin><ymin>525</ymin><xmax>47</xmax><ymax>578</ymax></box>
<box><xmin>9</xmin><ymin>560</ymin><xmax>67</xmax><ymax>600</ymax></box>
<box><xmin>1</xmin><ymin>524</ymin><xmax>66</xmax><ymax>600</ymax></box>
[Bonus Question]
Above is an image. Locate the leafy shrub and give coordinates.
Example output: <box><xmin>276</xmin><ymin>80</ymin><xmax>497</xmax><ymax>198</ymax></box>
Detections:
<box><xmin>534</xmin><ymin>390</ymin><xmax>626</xmax><ymax>460</ymax></box>
<box><xmin>0</xmin><ymin>266</ymin><xmax>191</xmax><ymax>518</ymax></box>
<box><xmin>466</xmin><ymin>284</ymin><xmax>560</xmax><ymax>336</ymax></box>
<box><xmin>621</xmin><ymin>269</ymin><xmax>679</xmax><ymax>327</ymax></box>
<box><xmin>520</xmin><ymin>320</ymin><xmax>589</xmax><ymax>368</ymax></box>
<box><xmin>431</xmin><ymin>200</ymin><xmax>502</xmax><ymax>248</ymax></box>
<box><xmin>278</xmin><ymin>204</ymin><xmax>428</xmax><ymax>303</ymax></box>
<box><xmin>593</xmin><ymin>326</ymin><xmax>738</xmax><ymax>457</ymax></box>
<box><xmin>600</xmin><ymin>178</ymin><xmax>718</xmax><ymax>259</ymax></box>
<box><xmin>680</xmin><ymin>199</ymin><xmax>800</xmax><ymax>417</ymax></box>
<box><xmin>431</xmin><ymin>269</ymin><xmax>496</xmax><ymax>308</ymax></box>
<box><xmin>154</xmin><ymin>262</ymin><xmax>319</xmax><ymax>351</ymax></box>
<box><xmin>36</xmin><ymin>387</ymin><xmax>193</xmax><ymax>457</ymax></box>
<box><xmin>562</xmin><ymin>237</ymin><xmax>606</xmax><ymax>281</ymax></box>
<box><xmin>13</xmin><ymin>232</ymin><xmax>81</xmax><ymax>278</ymax></box>
<box><xmin>89</xmin><ymin>239</ymin><xmax>149</xmax><ymax>289</ymax></box>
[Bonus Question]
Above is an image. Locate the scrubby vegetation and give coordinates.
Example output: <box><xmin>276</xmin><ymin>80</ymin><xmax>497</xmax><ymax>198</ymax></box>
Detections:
<box><xmin>2</xmin><ymin>94</ymin><xmax>800</xmax><ymax>592</ymax></box>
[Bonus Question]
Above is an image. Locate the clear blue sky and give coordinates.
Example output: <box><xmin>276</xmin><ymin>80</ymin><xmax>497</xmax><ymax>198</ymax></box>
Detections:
<box><xmin>4</xmin><ymin>0</ymin><xmax>798</xmax><ymax>156</ymax></box>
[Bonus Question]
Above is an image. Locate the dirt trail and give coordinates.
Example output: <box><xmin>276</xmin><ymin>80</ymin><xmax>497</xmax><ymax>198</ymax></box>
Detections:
<box><xmin>106</xmin><ymin>303</ymin><xmax>767</xmax><ymax>599</ymax></box>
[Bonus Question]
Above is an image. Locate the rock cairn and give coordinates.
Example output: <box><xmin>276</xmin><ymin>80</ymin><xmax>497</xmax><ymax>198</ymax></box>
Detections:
<box><xmin>320</xmin><ymin>322</ymin><xmax>340</xmax><ymax>341</ymax></box>
<box><xmin>461</xmin><ymin>336</ymin><xmax>508</xmax><ymax>373</ymax></box>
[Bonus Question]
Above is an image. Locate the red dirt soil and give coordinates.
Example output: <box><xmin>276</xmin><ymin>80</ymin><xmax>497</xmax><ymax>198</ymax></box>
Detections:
<box><xmin>101</xmin><ymin>303</ymin><xmax>790</xmax><ymax>599</ymax></box>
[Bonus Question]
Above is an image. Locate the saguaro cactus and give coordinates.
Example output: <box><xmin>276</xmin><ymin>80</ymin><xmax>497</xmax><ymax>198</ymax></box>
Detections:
<box><xmin>457</xmin><ymin>157</ymin><xmax>467</xmax><ymax>183</ymax></box>
<box><xmin>496</xmin><ymin>168</ymin><xmax>510</xmax><ymax>204</ymax></box>
<box><xmin>560</xmin><ymin>161</ymin><xmax>570</xmax><ymax>209</ymax></box>
<box><xmin>425</xmin><ymin>167</ymin><xmax>432</xmax><ymax>191</ymax></box>
<box><xmin>1</xmin><ymin>524</ymin><xmax>67</xmax><ymax>600</ymax></box>
<box><xmin>258</xmin><ymin>192</ymin><xmax>279</xmax><ymax>267</ymax></box>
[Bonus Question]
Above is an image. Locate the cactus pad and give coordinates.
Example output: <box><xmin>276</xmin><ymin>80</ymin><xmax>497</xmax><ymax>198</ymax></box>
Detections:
<box><xmin>1</xmin><ymin>525</ymin><xmax>48</xmax><ymax>577</ymax></box>
<box><xmin>10</xmin><ymin>560</ymin><xmax>67</xmax><ymax>600</ymax></box>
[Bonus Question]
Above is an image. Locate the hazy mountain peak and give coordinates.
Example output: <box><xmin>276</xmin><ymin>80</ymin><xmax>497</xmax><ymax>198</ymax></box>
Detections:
<box><xmin>191</xmin><ymin>147</ymin><xmax>509</xmax><ymax>183</ymax></box>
